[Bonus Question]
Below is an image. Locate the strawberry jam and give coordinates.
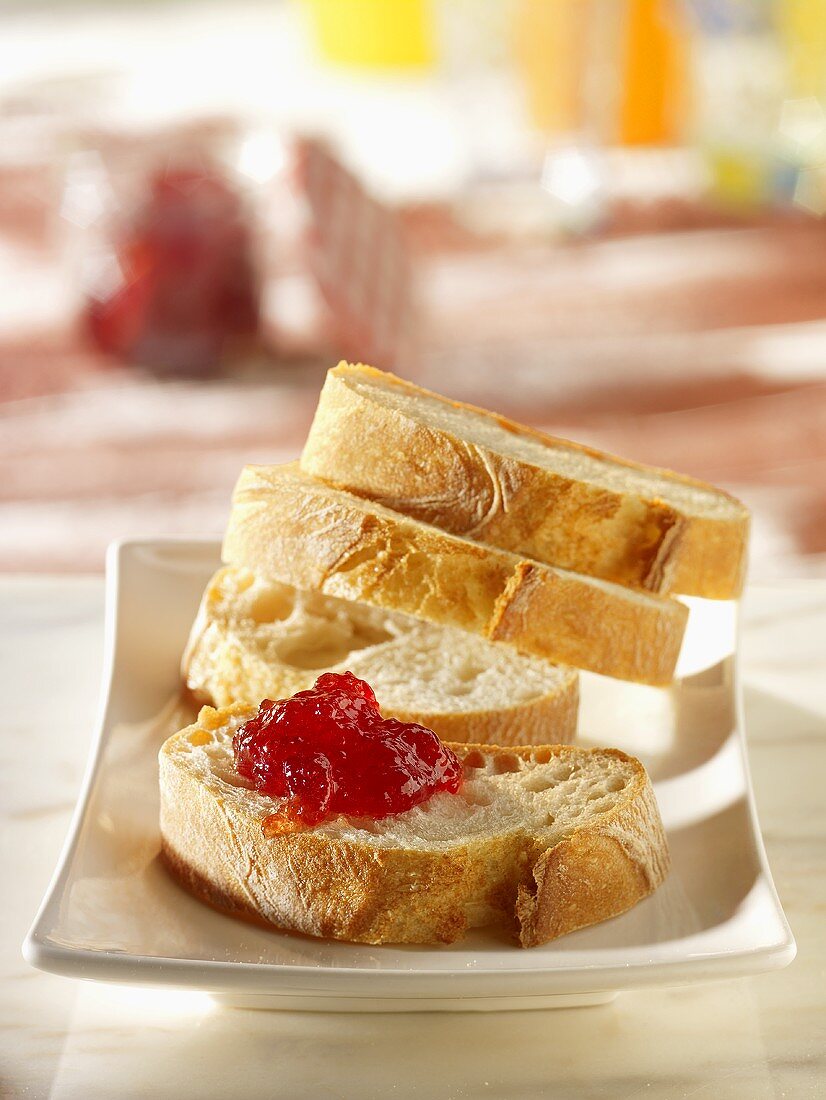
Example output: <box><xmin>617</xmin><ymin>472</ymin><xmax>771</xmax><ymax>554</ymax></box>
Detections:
<box><xmin>232</xmin><ymin>672</ymin><xmax>463</xmax><ymax>833</ymax></box>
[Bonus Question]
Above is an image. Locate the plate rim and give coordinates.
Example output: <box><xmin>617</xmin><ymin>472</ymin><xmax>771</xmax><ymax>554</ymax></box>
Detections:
<box><xmin>22</xmin><ymin>537</ymin><xmax>798</xmax><ymax>998</ymax></box>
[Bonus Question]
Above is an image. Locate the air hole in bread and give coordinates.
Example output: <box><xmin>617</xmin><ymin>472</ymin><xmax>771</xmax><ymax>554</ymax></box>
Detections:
<box><xmin>276</xmin><ymin>642</ymin><xmax>355</xmax><ymax>670</ymax></box>
<box><xmin>457</xmin><ymin>664</ymin><xmax>482</xmax><ymax>683</ymax></box>
<box><xmin>532</xmin><ymin>749</ymin><xmax>552</xmax><ymax>765</ymax></box>
<box><xmin>275</xmin><ymin>622</ymin><xmax>393</xmax><ymax>670</ymax></box>
<box><xmin>462</xmin><ymin>750</ymin><xmax>486</xmax><ymax>770</ymax></box>
<box><xmin>552</xmin><ymin>763</ymin><xmax>574</xmax><ymax>782</ymax></box>
<box><xmin>337</xmin><ymin>543</ymin><xmax>383</xmax><ymax>574</ymax></box>
<box><xmin>250</xmin><ymin>587</ymin><xmax>295</xmax><ymax>624</ymax></box>
<box><xmin>450</xmin><ymin>684</ymin><xmax>474</xmax><ymax>697</ymax></box>
<box><xmin>522</xmin><ymin>775</ymin><xmax>554</xmax><ymax>793</ymax></box>
<box><xmin>606</xmin><ymin>776</ymin><xmax>626</xmax><ymax>793</ymax></box>
<box><xmin>493</xmin><ymin>753</ymin><xmax>521</xmax><ymax>774</ymax></box>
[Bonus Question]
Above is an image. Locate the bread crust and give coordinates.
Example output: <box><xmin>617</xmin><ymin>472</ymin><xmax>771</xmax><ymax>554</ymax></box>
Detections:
<box><xmin>516</xmin><ymin>775</ymin><xmax>669</xmax><ymax>946</ymax></box>
<box><xmin>300</xmin><ymin>363</ymin><xmax>750</xmax><ymax>599</ymax></box>
<box><xmin>387</xmin><ymin>683</ymin><xmax>579</xmax><ymax>747</ymax></box>
<box><xmin>159</xmin><ymin>717</ymin><xmax>670</xmax><ymax>947</ymax></box>
<box><xmin>222</xmin><ymin>463</ymin><xmax>688</xmax><ymax>685</ymax></box>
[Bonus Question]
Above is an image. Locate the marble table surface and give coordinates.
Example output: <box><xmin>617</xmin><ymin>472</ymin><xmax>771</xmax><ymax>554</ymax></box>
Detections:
<box><xmin>1</xmin><ymin>576</ymin><xmax>824</xmax><ymax>1099</ymax></box>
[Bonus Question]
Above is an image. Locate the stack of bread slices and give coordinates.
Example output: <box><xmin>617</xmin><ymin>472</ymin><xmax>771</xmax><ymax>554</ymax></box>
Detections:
<box><xmin>161</xmin><ymin>362</ymin><xmax>749</xmax><ymax>947</ymax></box>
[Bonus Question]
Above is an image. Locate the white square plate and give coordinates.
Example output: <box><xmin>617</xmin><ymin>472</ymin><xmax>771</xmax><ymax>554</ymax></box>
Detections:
<box><xmin>24</xmin><ymin>538</ymin><xmax>795</xmax><ymax>1011</ymax></box>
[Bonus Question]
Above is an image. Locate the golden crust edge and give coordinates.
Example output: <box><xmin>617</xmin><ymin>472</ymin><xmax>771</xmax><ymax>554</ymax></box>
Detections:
<box><xmin>223</xmin><ymin>464</ymin><xmax>687</xmax><ymax>685</ymax></box>
<box><xmin>301</xmin><ymin>362</ymin><xmax>749</xmax><ymax>599</ymax></box>
<box><xmin>487</xmin><ymin>561</ymin><xmax>688</xmax><ymax>686</ymax></box>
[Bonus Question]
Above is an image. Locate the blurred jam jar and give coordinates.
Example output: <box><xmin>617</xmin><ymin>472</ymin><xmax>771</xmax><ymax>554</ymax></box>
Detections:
<box><xmin>62</xmin><ymin>122</ymin><xmax>268</xmax><ymax>374</ymax></box>
<box><xmin>85</xmin><ymin>165</ymin><xmax>259</xmax><ymax>373</ymax></box>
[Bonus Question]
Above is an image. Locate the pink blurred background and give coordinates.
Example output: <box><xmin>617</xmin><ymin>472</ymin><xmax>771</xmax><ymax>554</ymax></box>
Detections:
<box><xmin>1</xmin><ymin>0</ymin><xmax>824</xmax><ymax>578</ymax></box>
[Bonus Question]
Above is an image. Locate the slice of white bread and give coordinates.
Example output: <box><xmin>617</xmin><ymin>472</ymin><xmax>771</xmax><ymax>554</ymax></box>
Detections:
<box><xmin>159</xmin><ymin>703</ymin><xmax>670</xmax><ymax>946</ymax></box>
<box><xmin>183</xmin><ymin>566</ymin><xmax>579</xmax><ymax>746</ymax></box>
<box><xmin>222</xmin><ymin>462</ymin><xmax>688</xmax><ymax>685</ymax></box>
<box><xmin>300</xmin><ymin>362</ymin><xmax>750</xmax><ymax>599</ymax></box>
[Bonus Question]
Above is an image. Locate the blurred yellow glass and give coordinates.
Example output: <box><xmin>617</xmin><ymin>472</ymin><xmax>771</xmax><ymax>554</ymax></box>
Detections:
<box><xmin>706</xmin><ymin>148</ymin><xmax>770</xmax><ymax>208</ymax></box>
<box><xmin>779</xmin><ymin>0</ymin><xmax>826</xmax><ymax>99</ymax></box>
<box><xmin>513</xmin><ymin>0</ymin><xmax>587</xmax><ymax>135</ymax></box>
<box><xmin>302</xmin><ymin>0</ymin><xmax>436</xmax><ymax>69</ymax></box>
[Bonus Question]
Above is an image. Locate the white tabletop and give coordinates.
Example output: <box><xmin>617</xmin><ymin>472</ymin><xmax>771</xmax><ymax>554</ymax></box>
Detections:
<box><xmin>2</xmin><ymin>576</ymin><xmax>824</xmax><ymax>1099</ymax></box>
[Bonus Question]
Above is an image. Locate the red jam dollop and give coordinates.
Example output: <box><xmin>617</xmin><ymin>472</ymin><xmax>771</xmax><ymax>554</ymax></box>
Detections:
<box><xmin>232</xmin><ymin>672</ymin><xmax>463</xmax><ymax>834</ymax></box>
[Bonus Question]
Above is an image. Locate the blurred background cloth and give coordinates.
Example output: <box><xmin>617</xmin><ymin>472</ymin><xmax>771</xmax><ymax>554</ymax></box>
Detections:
<box><xmin>1</xmin><ymin>0</ymin><xmax>825</xmax><ymax>577</ymax></box>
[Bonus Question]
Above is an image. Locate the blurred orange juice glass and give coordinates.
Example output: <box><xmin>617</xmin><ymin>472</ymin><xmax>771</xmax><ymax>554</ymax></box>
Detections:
<box><xmin>514</xmin><ymin>0</ymin><xmax>687</xmax><ymax>145</ymax></box>
<box><xmin>619</xmin><ymin>0</ymin><xmax>687</xmax><ymax>145</ymax></box>
<box><xmin>302</xmin><ymin>0</ymin><xmax>436</xmax><ymax>69</ymax></box>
